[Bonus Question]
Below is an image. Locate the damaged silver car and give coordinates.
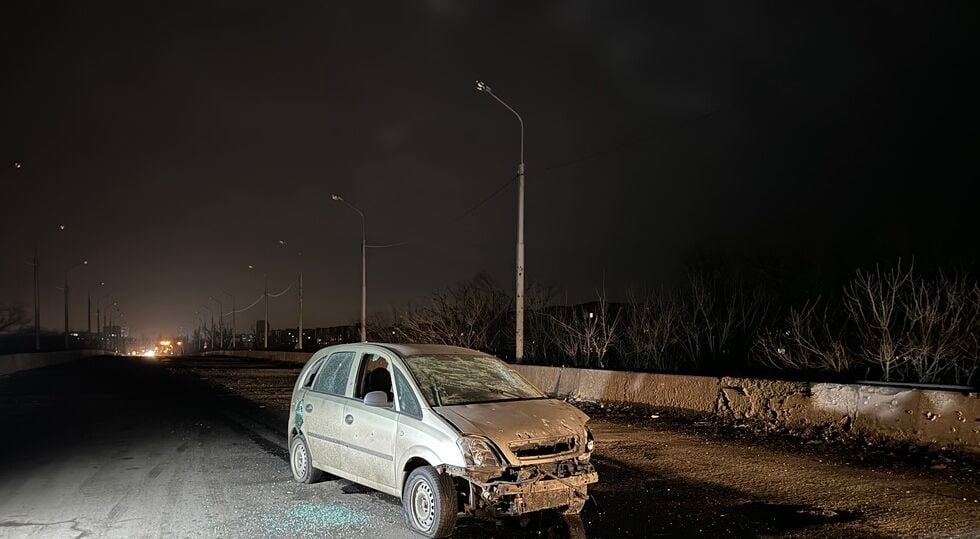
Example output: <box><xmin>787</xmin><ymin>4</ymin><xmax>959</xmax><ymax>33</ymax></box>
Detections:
<box><xmin>288</xmin><ymin>343</ymin><xmax>597</xmax><ymax>537</ymax></box>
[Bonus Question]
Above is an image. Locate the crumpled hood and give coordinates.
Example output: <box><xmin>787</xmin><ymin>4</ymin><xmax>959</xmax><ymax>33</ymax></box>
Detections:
<box><xmin>435</xmin><ymin>398</ymin><xmax>590</xmax><ymax>465</ymax></box>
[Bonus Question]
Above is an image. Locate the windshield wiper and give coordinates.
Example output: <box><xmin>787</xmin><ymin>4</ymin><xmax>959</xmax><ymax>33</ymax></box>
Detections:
<box><xmin>431</xmin><ymin>384</ymin><xmax>443</xmax><ymax>407</ymax></box>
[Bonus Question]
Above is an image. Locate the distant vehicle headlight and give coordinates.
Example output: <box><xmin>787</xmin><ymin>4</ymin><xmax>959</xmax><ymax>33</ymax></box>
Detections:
<box><xmin>457</xmin><ymin>436</ymin><xmax>502</xmax><ymax>468</ymax></box>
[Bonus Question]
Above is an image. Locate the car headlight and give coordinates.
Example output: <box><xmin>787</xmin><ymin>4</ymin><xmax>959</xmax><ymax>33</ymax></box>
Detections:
<box><xmin>585</xmin><ymin>426</ymin><xmax>595</xmax><ymax>452</ymax></box>
<box><xmin>457</xmin><ymin>436</ymin><xmax>502</xmax><ymax>468</ymax></box>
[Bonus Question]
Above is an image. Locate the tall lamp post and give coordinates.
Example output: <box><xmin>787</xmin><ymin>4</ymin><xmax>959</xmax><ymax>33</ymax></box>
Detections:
<box><xmin>106</xmin><ymin>304</ymin><xmax>120</xmax><ymax>352</ymax></box>
<box><xmin>476</xmin><ymin>80</ymin><xmax>526</xmax><ymax>362</ymax></box>
<box><xmin>221</xmin><ymin>291</ymin><xmax>236</xmax><ymax>349</ymax></box>
<box><xmin>278</xmin><ymin>240</ymin><xmax>305</xmax><ymax>350</ymax></box>
<box><xmin>194</xmin><ymin>311</ymin><xmax>207</xmax><ymax>352</ymax></box>
<box><xmin>200</xmin><ymin>304</ymin><xmax>214</xmax><ymax>350</ymax></box>
<box><xmin>24</xmin><ymin>248</ymin><xmax>41</xmax><ymax>351</ymax></box>
<box><xmin>88</xmin><ymin>281</ymin><xmax>105</xmax><ymax>335</ymax></box>
<box><xmin>64</xmin><ymin>259</ymin><xmax>88</xmax><ymax>349</ymax></box>
<box><xmin>209</xmin><ymin>296</ymin><xmax>223</xmax><ymax>350</ymax></box>
<box><xmin>96</xmin><ymin>293</ymin><xmax>111</xmax><ymax>348</ymax></box>
<box><xmin>248</xmin><ymin>265</ymin><xmax>270</xmax><ymax>349</ymax></box>
<box><xmin>331</xmin><ymin>194</ymin><xmax>366</xmax><ymax>342</ymax></box>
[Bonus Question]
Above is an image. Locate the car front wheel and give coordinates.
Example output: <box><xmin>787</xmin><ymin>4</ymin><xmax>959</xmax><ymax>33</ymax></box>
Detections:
<box><xmin>402</xmin><ymin>466</ymin><xmax>457</xmax><ymax>538</ymax></box>
<box><xmin>289</xmin><ymin>435</ymin><xmax>324</xmax><ymax>484</ymax></box>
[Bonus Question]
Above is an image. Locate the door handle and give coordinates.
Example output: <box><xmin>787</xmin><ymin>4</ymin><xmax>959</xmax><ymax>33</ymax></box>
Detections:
<box><xmin>344</xmin><ymin>414</ymin><xmax>354</xmax><ymax>425</ymax></box>
<box><xmin>305</xmin><ymin>404</ymin><xmax>313</xmax><ymax>413</ymax></box>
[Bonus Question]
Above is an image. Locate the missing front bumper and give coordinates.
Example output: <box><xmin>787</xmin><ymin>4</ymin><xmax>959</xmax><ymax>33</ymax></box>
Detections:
<box><xmin>488</xmin><ymin>472</ymin><xmax>599</xmax><ymax>515</ymax></box>
<box><xmin>443</xmin><ymin>463</ymin><xmax>598</xmax><ymax>516</ymax></box>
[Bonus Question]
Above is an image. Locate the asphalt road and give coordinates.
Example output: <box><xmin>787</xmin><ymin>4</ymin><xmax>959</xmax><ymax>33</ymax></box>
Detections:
<box><xmin>0</xmin><ymin>355</ymin><xmax>978</xmax><ymax>538</ymax></box>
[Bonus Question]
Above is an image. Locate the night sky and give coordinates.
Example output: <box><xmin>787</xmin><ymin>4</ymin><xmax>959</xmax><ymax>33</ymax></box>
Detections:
<box><xmin>1</xmin><ymin>1</ymin><xmax>977</xmax><ymax>339</ymax></box>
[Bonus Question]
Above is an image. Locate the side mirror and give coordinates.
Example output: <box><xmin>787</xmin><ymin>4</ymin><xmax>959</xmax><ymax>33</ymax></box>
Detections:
<box><xmin>364</xmin><ymin>391</ymin><xmax>390</xmax><ymax>407</ymax></box>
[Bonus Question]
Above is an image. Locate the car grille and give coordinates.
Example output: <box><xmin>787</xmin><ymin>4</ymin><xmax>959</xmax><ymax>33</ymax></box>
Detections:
<box><xmin>509</xmin><ymin>436</ymin><xmax>577</xmax><ymax>459</ymax></box>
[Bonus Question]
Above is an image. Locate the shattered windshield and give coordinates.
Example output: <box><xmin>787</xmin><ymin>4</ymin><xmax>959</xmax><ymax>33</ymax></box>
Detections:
<box><xmin>403</xmin><ymin>354</ymin><xmax>546</xmax><ymax>406</ymax></box>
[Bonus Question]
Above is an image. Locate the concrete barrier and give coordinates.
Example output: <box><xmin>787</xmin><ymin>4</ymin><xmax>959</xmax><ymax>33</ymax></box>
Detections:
<box><xmin>206</xmin><ymin>350</ymin><xmax>312</xmax><ymax>364</ymax></box>
<box><xmin>0</xmin><ymin>350</ymin><xmax>109</xmax><ymax>377</ymax></box>
<box><xmin>206</xmin><ymin>350</ymin><xmax>979</xmax><ymax>453</ymax></box>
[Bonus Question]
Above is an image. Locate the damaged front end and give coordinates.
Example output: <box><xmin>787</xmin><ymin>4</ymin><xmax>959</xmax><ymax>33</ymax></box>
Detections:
<box><xmin>440</xmin><ymin>429</ymin><xmax>598</xmax><ymax>517</ymax></box>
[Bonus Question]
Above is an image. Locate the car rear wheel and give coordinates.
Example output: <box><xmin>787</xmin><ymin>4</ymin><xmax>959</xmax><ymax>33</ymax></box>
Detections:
<box><xmin>290</xmin><ymin>435</ymin><xmax>324</xmax><ymax>484</ymax></box>
<box><xmin>402</xmin><ymin>466</ymin><xmax>457</xmax><ymax>538</ymax></box>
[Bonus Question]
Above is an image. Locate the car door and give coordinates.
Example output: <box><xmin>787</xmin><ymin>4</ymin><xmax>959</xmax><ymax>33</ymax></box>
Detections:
<box><xmin>339</xmin><ymin>351</ymin><xmax>400</xmax><ymax>491</ymax></box>
<box><xmin>302</xmin><ymin>350</ymin><xmax>357</xmax><ymax>475</ymax></box>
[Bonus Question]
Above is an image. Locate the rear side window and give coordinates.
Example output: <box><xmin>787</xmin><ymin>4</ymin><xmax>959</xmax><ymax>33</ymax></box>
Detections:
<box><xmin>394</xmin><ymin>367</ymin><xmax>423</xmax><ymax>419</ymax></box>
<box><xmin>302</xmin><ymin>359</ymin><xmax>323</xmax><ymax>387</ymax></box>
<box><xmin>312</xmin><ymin>352</ymin><xmax>355</xmax><ymax>396</ymax></box>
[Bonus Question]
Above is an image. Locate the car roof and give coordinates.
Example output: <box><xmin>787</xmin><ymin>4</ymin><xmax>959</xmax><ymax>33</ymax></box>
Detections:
<box><xmin>323</xmin><ymin>342</ymin><xmax>483</xmax><ymax>359</ymax></box>
<box><xmin>375</xmin><ymin>342</ymin><xmax>485</xmax><ymax>358</ymax></box>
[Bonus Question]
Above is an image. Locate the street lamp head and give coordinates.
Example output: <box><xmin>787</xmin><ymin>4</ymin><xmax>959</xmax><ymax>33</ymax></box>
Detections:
<box><xmin>278</xmin><ymin>240</ymin><xmax>288</xmax><ymax>247</ymax></box>
<box><xmin>58</xmin><ymin>224</ymin><xmax>66</xmax><ymax>231</ymax></box>
<box><xmin>98</xmin><ymin>281</ymin><xmax>105</xmax><ymax>286</ymax></box>
<box><xmin>248</xmin><ymin>264</ymin><xmax>255</xmax><ymax>270</ymax></box>
<box><xmin>82</xmin><ymin>260</ymin><xmax>88</xmax><ymax>265</ymax></box>
<box><xmin>476</xmin><ymin>80</ymin><xmax>491</xmax><ymax>93</ymax></box>
<box><xmin>331</xmin><ymin>194</ymin><xmax>343</xmax><ymax>201</ymax></box>
<box><xmin>10</xmin><ymin>161</ymin><xmax>23</xmax><ymax>169</ymax></box>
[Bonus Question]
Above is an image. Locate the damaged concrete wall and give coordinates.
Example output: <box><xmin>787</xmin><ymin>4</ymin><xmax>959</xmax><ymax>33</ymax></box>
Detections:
<box><xmin>516</xmin><ymin>365</ymin><xmax>980</xmax><ymax>454</ymax></box>
<box><xmin>0</xmin><ymin>349</ymin><xmax>108</xmax><ymax>377</ymax></box>
<box><xmin>206</xmin><ymin>350</ymin><xmax>979</xmax><ymax>453</ymax></box>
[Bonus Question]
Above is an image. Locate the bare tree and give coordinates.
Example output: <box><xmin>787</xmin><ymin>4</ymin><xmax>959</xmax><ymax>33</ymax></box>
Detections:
<box><xmin>367</xmin><ymin>308</ymin><xmax>402</xmax><ymax>342</ymax></box>
<box><xmin>0</xmin><ymin>304</ymin><xmax>29</xmax><ymax>334</ymax></box>
<box><xmin>622</xmin><ymin>287</ymin><xmax>679</xmax><ymax>371</ymax></box>
<box><xmin>675</xmin><ymin>268</ymin><xmax>773</xmax><ymax>369</ymax></box>
<box><xmin>900</xmin><ymin>272</ymin><xmax>979</xmax><ymax>384</ymax></box>
<box><xmin>843</xmin><ymin>261</ymin><xmax>914</xmax><ymax>382</ymax></box>
<box><xmin>523</xmin><ymin>282</ymin><xmax>558</xmax><ymax>361</ymax></box>
<box><xmin>754</xmin><ymin>300</ymin><xmax>851</xmax><ymax>374</ymax></box>
<box><xmin>396</xmin><ymin>273</ymin><xmax>510</xmax><ymax>352</ymax></box>
<box><xmin>547</xmin><ymin>287</ymin><xmax>621</xmax><ymax>368</ymax></box>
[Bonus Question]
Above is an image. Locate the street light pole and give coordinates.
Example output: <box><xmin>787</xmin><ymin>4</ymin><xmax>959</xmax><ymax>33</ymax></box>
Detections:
<box><xmin>331</xmin><ymin>195</ymin><xmax>367</xmax><ymax>342</ymax></box>
<box><xmin>476</xmin><ymin>80</ymin><xmax>526</xmax><ymax>361</ymax></box>
<box><xmin>26</xmin><ymin>247</ymin><xmax>40</xmax><ymax>351</ymax></box>
<box><xmin>278</xmin><ymin>240</ymin><xmax>305</xmax><ymax>350</ymax></box>
<box><xmin>221</xmin><ymin>291</ymin><xmax>236</xmax><ymax>349</ymax></box>
<box><xmin>88</xmin><ymin>281</ymin><xmax>104</xmax><ymax>335</ymax></box>
<box><xmin>64</xmin><ymin>260</ymin><xmax>88</xmax><ymax>349</ymax></box>
<box><xmin>96</xmin><ymin>293</ymin><xmax>111</xmax><ymax>348</ymax></box>
<box><xmin>264</xmin><ymin>274</ymin><xmax>269</xmax><ymax>349</ymax></box>
<box><xmin>195</xmin><ymin>312</ymin><xmax>206</xmax><ymax>352</ymax></box>
<box><xmin>201</xmin><ymin>304</ymin><xmax>214</xmax><ymax>350</ymax></box>
<box><xmin>34</xmin><ymin>248</ymin><xmax>40</xmax><ymax>351</ymax></box>
<box><xmin>209</xmin><ymin>296</ymin><xmax>223</xmax><ymax>349</ymax></box>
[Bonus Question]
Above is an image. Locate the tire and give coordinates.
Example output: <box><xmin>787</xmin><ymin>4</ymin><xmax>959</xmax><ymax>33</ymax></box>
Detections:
<box><xmin>402</xmin><ymin>466</ymin><xmax>457</xmax><ymax>538</ymax></box>
<box><xmin>289</xmin><ymin>435</ymin><xmax>324</xmax><ymax>484</ymax></box>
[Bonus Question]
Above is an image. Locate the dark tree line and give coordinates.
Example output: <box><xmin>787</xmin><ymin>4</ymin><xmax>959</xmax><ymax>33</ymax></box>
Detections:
<box><xmin>369</xmin><ymin>261</ymin><xmax>979</xmax><ymax>387</ymax></box>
